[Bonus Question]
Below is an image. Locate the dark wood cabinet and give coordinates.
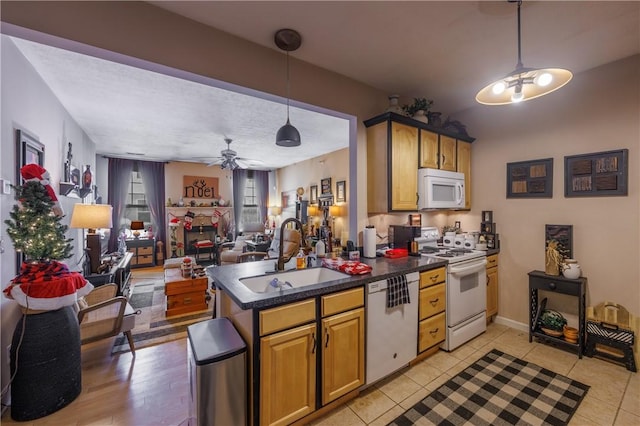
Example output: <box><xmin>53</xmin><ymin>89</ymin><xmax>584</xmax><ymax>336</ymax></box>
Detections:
<box><xmin>126</xmin><ymin>238</ymin><xmax>156</xmax><ymax>268</ymax></box>
<box><xmin>528</xmin><ymin>270</ymin><xmax>586</xmax><ymax>358</ymax></box>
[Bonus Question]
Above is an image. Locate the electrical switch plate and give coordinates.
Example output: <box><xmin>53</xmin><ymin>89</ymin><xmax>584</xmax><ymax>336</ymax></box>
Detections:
<box><xmin>1</xmin><ymin>179</ymin><xmax>11</xmax><ymax>195</ymax></box>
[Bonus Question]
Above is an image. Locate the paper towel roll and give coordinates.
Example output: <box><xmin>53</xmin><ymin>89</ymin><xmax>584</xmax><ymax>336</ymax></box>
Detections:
<box><xmin>363</xmin><ymin>226</ymin><xmax>376</xmax><ymax>258</ymax></box>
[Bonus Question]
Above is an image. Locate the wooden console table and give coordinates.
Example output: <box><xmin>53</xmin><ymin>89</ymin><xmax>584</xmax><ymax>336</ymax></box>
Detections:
<box><xmin>85</xmin><ymin>252</ymin><xmax>133</xmax><ymax>296</ymax></box>
<box><xmin>528</xmin><ymin>270</ymin><xmax>587</xmax><ymax>358</ymax></box>
<box><xmin>164</xmin><ymin>268</ymin><xmax>208</xmax><ymax>317</ymax></box>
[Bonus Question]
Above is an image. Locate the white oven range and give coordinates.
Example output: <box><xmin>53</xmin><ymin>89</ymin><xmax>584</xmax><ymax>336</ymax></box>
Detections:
<box><xmin>421</xmin><ymin>246</ymin><xmax>487</xmax><ymax>351</ymax></box>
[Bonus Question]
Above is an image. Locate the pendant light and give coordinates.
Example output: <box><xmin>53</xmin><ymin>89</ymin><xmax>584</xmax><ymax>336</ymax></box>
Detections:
<box><xmin>476</xmin><ymin>0</ymin><xmax>572</xmax><ymax>105</ymax></box>
<box><xmin>275</xmin><ymin>28</ymin><xmax>302</xmax><ymax>147</ymax></box>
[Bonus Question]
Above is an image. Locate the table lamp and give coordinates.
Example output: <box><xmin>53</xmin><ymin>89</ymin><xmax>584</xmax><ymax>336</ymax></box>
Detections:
<box><xmin>130</xmin><ymin>221</ymin><xmax>145</xmax><ymax>239</ymax></box>
<box><xmin>70</xmin><ymin>204</ymin><xmax>113</xmax><ymax>274</ymax></box>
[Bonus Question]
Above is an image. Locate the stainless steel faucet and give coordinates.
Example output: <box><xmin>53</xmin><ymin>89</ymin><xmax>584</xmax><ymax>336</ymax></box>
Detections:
<box><xmin>277</xmin><ymin>217</ymin><xmax>304</xmax><ymax>271</ymax></box>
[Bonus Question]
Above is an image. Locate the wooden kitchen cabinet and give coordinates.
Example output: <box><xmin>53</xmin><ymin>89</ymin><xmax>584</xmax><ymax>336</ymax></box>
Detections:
<box><xmin>260</xmin><ymin>323</ymin><xmax>317</xmax><ymax>426</ymax></box>
<box><xmin>366</xmin><ymin>119</ymin><xmax>418</xmax><ymax>212</ymax></box>
<box><xmin>418</xmin><ymin>267</ymin><xmax>447</xmax><ymax>353</ymax></box>
<box><xmin>457</xmin><ymin>140</ymin><xmax>472</xmax><ymax>210</ymax></box>
<box><xmin>321</xmin><ymin>288</ymin><xmax>364</xmax><ymax>405</ymax></box>
<box><xmin>486</xmin><ymin>254</ymin><xmax>499</xmax><ymax>322</ymax></box>
<box><xmin>365</xmin><ymin>112</ymin><xmax>475</xmax><ymax>213</ymax></box>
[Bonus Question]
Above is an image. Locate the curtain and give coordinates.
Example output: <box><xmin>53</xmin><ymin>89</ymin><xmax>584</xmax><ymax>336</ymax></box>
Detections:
<box><xmin>232</xmin><ymin>168</ymin><xmax>247</xmax><ymax>238</ymax></box>
<box><xmin>107</xmin><ymin>158</ymin><xmax>134</xmax><ymax>251</ymax></box>
<box><xmin>138</xmin><ymin>160</ymin><xmax>166</xmax><ymax>253</ymax></box>
<box><xmin>254</xmin><ymin>170</ymin><xmax>269</xmax><ymax>225</ymax></box>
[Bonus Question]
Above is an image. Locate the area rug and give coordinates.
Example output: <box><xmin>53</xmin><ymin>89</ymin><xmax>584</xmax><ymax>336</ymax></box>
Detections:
<box><xmin>389</xmin><ymin>349</ymin><xmax>589</xmax><ymax>426</ymax></box>
<box><xmin>111</xmin><ymin>278</ymin><xmax>214</xmax><ymax>354</ymax></box>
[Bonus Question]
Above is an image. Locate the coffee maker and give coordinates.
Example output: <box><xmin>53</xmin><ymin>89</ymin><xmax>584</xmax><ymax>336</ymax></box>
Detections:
<box><xmin>388</xmin><ymin>225</ymin><xmax>421</xmax><ymax>250</ymax></box>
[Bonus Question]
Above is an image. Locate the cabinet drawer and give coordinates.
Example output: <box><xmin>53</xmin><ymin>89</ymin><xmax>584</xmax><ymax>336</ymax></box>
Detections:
<box><xmin>420</xmin><ymin>267</ymin><xmax>446</xmax><ymax>288</ymax></box>
<box><xmin>419</xmin><ymin>312</ymin><xmax>446</xmax><ymax>352</ymax></box>
<box><xmin>419</xmin><ymin>284</ymin><xmax>446</xmax><ymax>320</ymax></box>
<box><xmin>138</xmin><ymin>246</ymin><xmax>154</xmax><ymax>256</ymax></box>
<box><xmin>260</xmin><ymin>299</ymin><xmax>316</xmax><ymax>336</ymax></box>
<box><xmin>487</xmin><ymin>254</ymin><xmax>498</xmax><ymax>269</ymax></box>
<box><xmin>164</xmin><ymin>277</ymin><xmax>208</xmax><ymax>296</ymax></box>
<box><xmin>529</xmin><ymin>276</ymin><xmax>580</xmax><ymax>296</ymax></box>
<box><xmin>137</xmin><ymin>255</ymin><xmax>154</xmax><ymax>264</ymax></box>
<box><xmin>321</xmin><ymin>287</ymin><xmax>364</xmax><ymax>317</ymax></box>
<box><xmin>166</xmin><ymin>291</ymin><xmax>207</xmax><ymax>316</ymax></box>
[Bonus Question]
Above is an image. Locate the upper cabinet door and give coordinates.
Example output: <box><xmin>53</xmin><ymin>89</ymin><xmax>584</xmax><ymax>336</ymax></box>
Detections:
<box><xmin>419</xmin><ymin>129</ymin><xmax>439</xmax><ymax>169</ymax></box>
<box><xmin>439</xmin><ymin>136</ymin><xmax>457</xmax><ymax>171</ymax></box>
<box><xmin>457</xmin><ymin>141</ymin><xmax>471</xmax><ymax>209</ymax></box>
<box><xmin>390</xmin><ymin>122</ymin><xmax>419</xmax><ymax>211</ymax></box>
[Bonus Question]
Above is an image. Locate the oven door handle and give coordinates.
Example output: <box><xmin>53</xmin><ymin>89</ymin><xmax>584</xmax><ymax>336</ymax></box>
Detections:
<box><xmin>449</xmin><ymin>258</ymin><xmax>487</xmax><ymax>276</ymax></box>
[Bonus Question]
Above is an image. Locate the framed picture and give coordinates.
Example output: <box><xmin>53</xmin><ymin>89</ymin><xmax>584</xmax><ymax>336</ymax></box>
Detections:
<box><xmin>336</xmin><ymin>180</ymin><xmax>346</xmax><ymax>202</ymax></box>
<box><xmin>310</xmin><ymin>185</ymin><xmax>318</xmax><ymax>204</ymax></box>
<box><xmin>70</xmin><ymin>165</ymin><xmax>81</xmax><ymax>187</ymax></box>
<box><xmin>16</xmin><ymin>129</ymin><xmax>45</xmax><ymax>184</ymax></box>
<box><xmin>545</xmin><ymin>224</ymin><xmax>573</xmax><ymax>260</ymax></box>
<box><xmin>564</xmin><ymin>149</ymin><xmax>628</xmax><ymax>197</ymax></box>
<box><xmin>321</xmin><ymin>177</ymin><xmax>332</xmax><ymax>195</ymax></box>
<box><xmin>507</xmin><ymin>158</ymin><xmax>553</xmax><ymax>198</ymax></box>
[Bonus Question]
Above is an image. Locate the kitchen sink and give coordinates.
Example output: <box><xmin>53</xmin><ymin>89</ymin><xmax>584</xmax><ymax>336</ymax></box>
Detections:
<box><xmin>239</xmin><ymin>267</ymin><xmax>350</xmax><ymax>293</ymax></box>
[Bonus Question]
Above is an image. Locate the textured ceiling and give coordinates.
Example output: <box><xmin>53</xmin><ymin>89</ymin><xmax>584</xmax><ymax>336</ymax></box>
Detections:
<box><xmin>7</xmin><ymin>1</ymin><xmax>639</xmax><ymax>168</ymax></box>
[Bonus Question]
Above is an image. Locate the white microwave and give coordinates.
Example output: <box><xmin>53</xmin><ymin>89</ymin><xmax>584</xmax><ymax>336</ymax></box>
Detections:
<box><xmin>418</xmin><ymin>168</ymin><xmax>465</xmax><ymax>209</ymax></box>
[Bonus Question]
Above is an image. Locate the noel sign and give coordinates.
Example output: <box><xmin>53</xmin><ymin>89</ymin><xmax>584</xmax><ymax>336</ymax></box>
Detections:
<box><xmin>183</xmin><ymin>175</ymin><xmax>218</xmax><ymax>199</ymax></box>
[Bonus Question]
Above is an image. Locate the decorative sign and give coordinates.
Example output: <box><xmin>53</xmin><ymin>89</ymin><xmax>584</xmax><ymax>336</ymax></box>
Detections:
<box><xmin>183</xmin><ymin>175</ymin><xmax>218</xmax><ymax>199</ymax></box>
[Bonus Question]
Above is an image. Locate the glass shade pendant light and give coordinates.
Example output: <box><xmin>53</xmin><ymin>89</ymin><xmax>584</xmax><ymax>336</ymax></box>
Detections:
<box><xmin>275</xmin><ymin>28</ymin><xmax>302</xmax><ymax>147</ymax></box>
<box><xmin>476</xmin><ymin>0</ymin><xmax>572</xmax><ymax>105</ymax></box>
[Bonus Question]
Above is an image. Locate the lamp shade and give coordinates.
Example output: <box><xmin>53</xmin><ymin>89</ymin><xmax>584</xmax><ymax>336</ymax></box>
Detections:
<box><xmin>70</xmin><ymin>204</ymin><xmax>113</xmax><ymax>232</ymax></box>
<box><xmin>268</xmin><ymin>206</ymin><xmax>282</xmax><ymax>216</ymax></box>
<box><xmin>130</xmin><ymin>221</ymin><xmax>145</xmax><ymax>231</ymax></box>
<box><xmin>329</xmin><ymin>205</ymin><xmax>341</xmax><ymax>217</ymax></box>
<box><xmin>276</xmin><ymin>121</ymin><xmax>301</xmax><ymax>147</ymax></box>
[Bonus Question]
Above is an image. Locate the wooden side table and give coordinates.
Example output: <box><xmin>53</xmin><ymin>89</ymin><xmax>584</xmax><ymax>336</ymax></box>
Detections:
<box><xmin>164</xmin><ymin>268</ymin><xmax>208</xmax><ymax>317</ymax></box>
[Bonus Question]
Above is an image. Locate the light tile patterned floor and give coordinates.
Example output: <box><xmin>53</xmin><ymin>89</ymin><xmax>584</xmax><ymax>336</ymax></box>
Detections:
<box><xmin>311</xmin><ymin>322</ymin><xmax>640</xmax><ymax>426</ymax></box>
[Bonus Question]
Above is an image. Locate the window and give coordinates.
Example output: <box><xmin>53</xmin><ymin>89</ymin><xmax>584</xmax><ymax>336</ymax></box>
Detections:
<box><xmin>241</xmin><ymin>170</ymin><xmax>259</xmax><ymax>226</ymax></box>
<box><xmin>124</xmin><ymin>169</ymin><xmax>151</xmax><ymax>229</ymax></box>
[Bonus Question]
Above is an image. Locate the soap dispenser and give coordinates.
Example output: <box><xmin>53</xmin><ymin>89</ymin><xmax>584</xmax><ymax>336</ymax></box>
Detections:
<box><xmin>316</xmin><ymin>239</ymin><xmax>326</xmax><ymax>258</ymax></box>
<box><xmin>296</xmin><ymin>249</ymin><xmax>306</xmax><ymax>269</ymax></box>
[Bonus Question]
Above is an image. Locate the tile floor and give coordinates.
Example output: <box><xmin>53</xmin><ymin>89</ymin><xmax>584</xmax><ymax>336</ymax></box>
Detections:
<box><xmin>311</xmin><ymin>323</ymin><xmax>640</xmax><ymax>425</ymax></box>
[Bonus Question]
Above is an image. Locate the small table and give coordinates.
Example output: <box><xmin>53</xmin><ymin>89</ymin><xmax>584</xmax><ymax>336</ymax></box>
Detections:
<box><xmin>528</xmin><ymin>270</ymin><xmax>587</xmax><ymax>358</ymax></box>
<box><xmin>245</xmin><ymin>240</ymin><xmax>271</xmax><ymax>253</ymax></box>
<box><xmin>164</xmin><ymin>267</ymin><xmax>208</xmax><ymax>317</ymax></box>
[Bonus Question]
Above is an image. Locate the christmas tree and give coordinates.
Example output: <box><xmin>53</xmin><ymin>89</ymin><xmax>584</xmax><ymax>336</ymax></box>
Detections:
<box><xmin>4</xmin><ymin>180</ymin><xmax>73</xmax><ymax>262</ymax></box>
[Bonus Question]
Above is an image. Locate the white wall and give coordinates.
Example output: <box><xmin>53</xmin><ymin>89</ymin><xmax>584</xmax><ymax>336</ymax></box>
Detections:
<box><xmin>0</xmin><ymin>36</ymin><xmax>98</xmax><ymax>406</ymax></box>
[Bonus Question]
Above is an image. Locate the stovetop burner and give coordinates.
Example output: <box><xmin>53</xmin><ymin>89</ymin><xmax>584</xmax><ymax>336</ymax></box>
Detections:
<box><xmin>420</xmin><ymin>246</ymin><xmax>485</xmax><ymax>263</ymax></box>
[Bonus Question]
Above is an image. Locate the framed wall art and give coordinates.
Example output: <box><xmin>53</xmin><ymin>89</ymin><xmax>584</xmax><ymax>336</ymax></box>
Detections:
<box><xmin>336</xmin><ymin>180</ymin><xmax>346</xmax><ymax>202</ymax></box>
<box><xmin>16</xmin><ymin>129</ymin><xmax>45</xmax><ymax>184</ymax></box>
<box><xmin>564</xmin><ymin>149</ymin><xmax>628</xmax><ymax>197</ymax></box>
<box><xmin>545</xmin><ymin>224</ymin><xmax>573</xmax><ymax>260</ymax></box>
<box><xmin>506</xmin><ymin>158</ymin><xmax>553</xmax><ymax>198</ymax></box>
<box><xmin>309</xmin><ymin>185</ymin><xmax>318</xmax><ymax>204</ymax></box>
<box><xmin>321</xmin><ymin>177</ymin><xmax>332</xmax><ymax>195</ymax></box>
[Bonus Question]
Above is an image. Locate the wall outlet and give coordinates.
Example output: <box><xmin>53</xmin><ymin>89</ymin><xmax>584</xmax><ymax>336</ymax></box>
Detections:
<box><xmin>1</xmin><ymin>179</ymin><xmax>11</xmax><ymax>195</ymax></box>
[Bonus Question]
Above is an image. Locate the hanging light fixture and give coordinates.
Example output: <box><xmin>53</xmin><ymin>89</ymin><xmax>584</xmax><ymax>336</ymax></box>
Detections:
<box><xmin>476</xmin><ymin>0</ymin><xmax>572</xmax><ymax>105</ymax></box>
<box><xmin>275</xmin><ymin>28</ymin><xmax>302</xmax><ymax>147</ymax></box>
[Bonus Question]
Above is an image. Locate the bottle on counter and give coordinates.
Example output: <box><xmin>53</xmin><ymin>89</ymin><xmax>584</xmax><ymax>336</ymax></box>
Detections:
<box><xmin>296</xmin><ymin>249</ymin><xmax>306</xmax><ymax>269</ymax></box>
<box><xmin>315</xmin><ymin>239</ymin><xmax>326</xmax><ymax>257</ymax></box>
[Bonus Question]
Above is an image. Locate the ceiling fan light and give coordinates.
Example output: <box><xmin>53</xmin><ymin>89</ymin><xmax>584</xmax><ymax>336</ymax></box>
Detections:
<box><xmin>276</xmin><ymin>121</ymin><xmax>301</xmax><ymax>147</ymax></box>
<box><xmin>535</xmin><ymin>72</ymin><xmax>553</xmax><ymax>87</ymax></box>
<box><xmin>511</xmin><ymin>89</ymin><xmax>524</xmax><ymax>103</ymax></box>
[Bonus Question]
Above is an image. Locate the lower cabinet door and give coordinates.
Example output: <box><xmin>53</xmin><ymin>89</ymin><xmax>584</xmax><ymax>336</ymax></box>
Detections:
<box><xmin>322</xmin><ymin>308</ymin><xmax>365</xmax><ymax>405</ymax></box>
<box><xmin>260</xmin><ymin>323</ymin><xmax>316</xmax><ymax>426</ymax></box>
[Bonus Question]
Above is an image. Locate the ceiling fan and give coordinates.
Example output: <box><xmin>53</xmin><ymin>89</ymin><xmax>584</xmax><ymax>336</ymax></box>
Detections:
<box><xmin>203</xmin><ymin>138</ymin><xmax>263</xmax><ymax>170</ymax></box>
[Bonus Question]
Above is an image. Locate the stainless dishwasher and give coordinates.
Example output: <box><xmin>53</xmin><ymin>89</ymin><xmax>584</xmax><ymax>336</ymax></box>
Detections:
<box><xmin>366</xmin><ymin>272</ymin><xmax>419</xmax><ymax>385</ymax></box>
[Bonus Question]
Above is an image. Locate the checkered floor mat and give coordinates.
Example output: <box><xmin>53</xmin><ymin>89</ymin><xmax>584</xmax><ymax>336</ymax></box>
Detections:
<box><xmin>389</xmin><ymin>349</ymin><xmax>589</xmax><ymax>426</ymax></box>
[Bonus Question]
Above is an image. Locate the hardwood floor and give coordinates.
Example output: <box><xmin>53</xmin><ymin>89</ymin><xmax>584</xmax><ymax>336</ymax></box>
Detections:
<box><xmin>2</xmin><ymin>338</ymin><xmax>190</xmax><ymax>425</ymax></box>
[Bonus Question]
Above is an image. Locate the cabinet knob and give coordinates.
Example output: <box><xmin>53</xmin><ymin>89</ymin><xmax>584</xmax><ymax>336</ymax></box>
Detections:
<box><xmin>548</xmin><ymin>282</ymin><xmax>556</xmax><ymax>290</ymax></box>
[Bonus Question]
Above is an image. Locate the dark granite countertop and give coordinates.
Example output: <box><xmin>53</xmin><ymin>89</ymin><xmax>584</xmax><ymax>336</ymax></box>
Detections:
<box><xmin>205</xmin><ymin>256</ymin><xmax>448</xmax><ymax>310</ymax></box>
<box><xmin>486</xmin><ymin>248</ymin><xmax>500</xmax><ymax>256</ymax></box>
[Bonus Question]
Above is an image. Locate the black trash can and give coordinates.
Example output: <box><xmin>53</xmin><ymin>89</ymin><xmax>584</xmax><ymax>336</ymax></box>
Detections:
<box><xmin>187</xmin><ymin>317</ymin><xmax>247</xmax><ymax>426</ymax></box>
